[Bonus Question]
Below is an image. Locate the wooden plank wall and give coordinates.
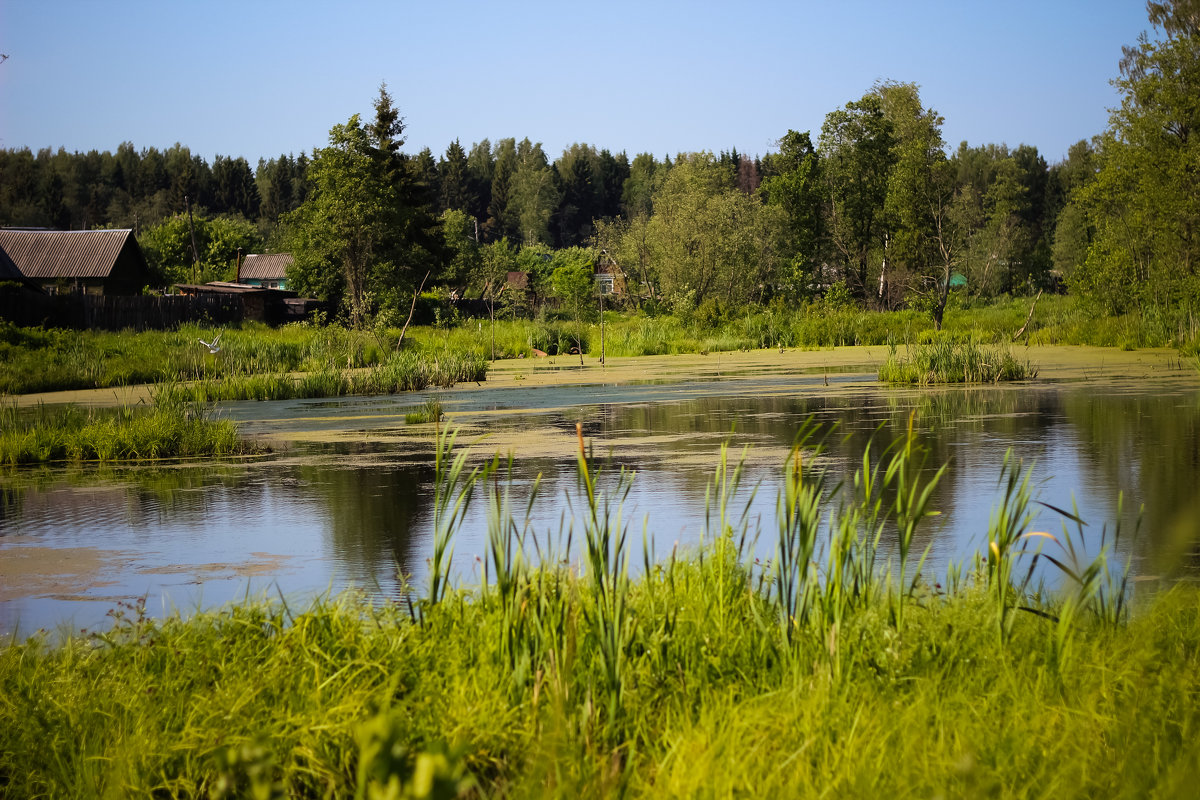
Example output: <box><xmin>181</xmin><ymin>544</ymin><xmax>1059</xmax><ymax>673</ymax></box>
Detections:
<box><xmin>0</xmin><ymin>292</ymin><xmax>245</xmax><ymax>331</ymax></box>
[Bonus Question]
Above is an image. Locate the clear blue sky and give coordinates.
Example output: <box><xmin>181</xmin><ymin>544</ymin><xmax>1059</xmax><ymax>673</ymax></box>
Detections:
<box><xmin>0</xmin><ymin>0</ymin><xmax>1152</xmax><ymax>167</ymax></box>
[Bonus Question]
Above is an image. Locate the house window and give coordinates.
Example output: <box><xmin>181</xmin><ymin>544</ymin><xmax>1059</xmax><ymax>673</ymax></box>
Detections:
<box><xmin>596</xmin><ymin>276</ymin><xmax>614</xmax><ymax>295</ymax></box>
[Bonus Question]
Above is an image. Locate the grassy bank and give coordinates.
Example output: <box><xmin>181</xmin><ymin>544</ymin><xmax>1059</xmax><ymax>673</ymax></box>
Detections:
<box><xmin>0</xmin><ymin>402</ymin><xmax>256</xmax><ymax>465</ymax></box>
<box><xmin>414</xmin><ymin>294</ymin><xmax>1200</xmax><ymax>361</ymax></box>
<box><xmin>0</xmin><ymin>321</ymin><xmax>486</xmax><ymax>397</ymax></box>
<box><xmin>0</xmin><ymin>321</ymin><xmax>389</xmax><ymax>395</ymax></box>
<box><xmin>3</xmin><ymin>428</ymin><xmax>1194</xmax><ymax>797</ymax></box>
<box><xmin>150</xmin><ymin>350</ymin><xmax>486</xmax><ymax>404</ymax></box>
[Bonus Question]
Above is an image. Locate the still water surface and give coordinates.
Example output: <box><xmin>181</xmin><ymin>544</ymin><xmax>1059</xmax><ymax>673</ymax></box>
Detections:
<box><xmin>2</xmin><ymin>365</ymin><xmax>1198</xmax><ymax>635</ymax></box>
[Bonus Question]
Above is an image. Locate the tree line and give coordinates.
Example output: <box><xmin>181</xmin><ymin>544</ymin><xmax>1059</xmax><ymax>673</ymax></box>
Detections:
<box><xmin>1</xmin><ymin>0</ymin><xmax>1195</xmax><ymax>327</ymax></box>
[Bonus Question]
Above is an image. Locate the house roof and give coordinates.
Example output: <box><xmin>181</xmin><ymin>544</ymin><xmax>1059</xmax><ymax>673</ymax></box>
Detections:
<box><xmin>174</xmin><ymin>281</ymin><xmax>297</xmax><ymax>298</ymax></box>
<box><xmin>239</xmin><ymin>253</ymin><xmax>293</xmax><ymax>281</ymax></box>
<box><xmin>0</xmin><ymin>229</ymin><xmax>137</xmax><ymax>280</ymax></box>
<box><xmin>0</xmin><ymin>245</ymin><xmax>24</xmax><ymax>282</ymax></box>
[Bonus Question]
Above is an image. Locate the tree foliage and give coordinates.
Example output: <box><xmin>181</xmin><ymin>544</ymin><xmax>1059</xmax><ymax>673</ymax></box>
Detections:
<box><xmin>820</xmin><ymin>94</ymin><xmax>896</xmax><ymax>299</ymax></box>
<box><xmin>761</xmin><ymin>130</ymin><xmax>824</xmax><ymax>298</ymax></box>
<box><xmin>139</xmin><ymin>214</ymin><xmax>263</xmax><ymax>286</ymax></box>
<box><xmin>282</xmin><ymin>86</ymin><xmax>440</xmax><ymax>326</ymax></box>
<box><xmin>1073</xmin><ymin>0</ymin><xmax>1200</xmax><ymax>312</ymax></box>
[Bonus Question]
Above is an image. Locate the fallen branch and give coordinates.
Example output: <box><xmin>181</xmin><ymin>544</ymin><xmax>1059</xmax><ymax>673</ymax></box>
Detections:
<box><xmin>396</xmin><ymin>270</ymin><xmax>431</xmax><ymax>352</ymax></box>
<box><xmin>1012</xmin><ymin>289</ymin><xmax>1043</xmax><ymax>342</ymax></box>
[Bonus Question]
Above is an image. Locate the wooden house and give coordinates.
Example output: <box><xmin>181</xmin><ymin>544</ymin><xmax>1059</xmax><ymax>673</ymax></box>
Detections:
<box><xmin>0</xmin><ymin>228</ymin><xmax>152</xmax><ymax>295</ymax></box>
<box><xmin>237</xmin><ymin>253</ymin><xmax>293</xmax><ymax>290</ymax></box>
<box><xmin>595</xmin><ymin>252</ymin><xmax>626</xmax><ymax>296</ymax></box>
<box><xmin>0</xmin><ymin>243</ymin><xmax>44</xmax><ymax>293</ymax></box>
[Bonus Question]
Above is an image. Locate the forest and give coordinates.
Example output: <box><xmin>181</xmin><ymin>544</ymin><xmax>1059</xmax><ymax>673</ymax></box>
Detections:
<box><xmin>0</xmin><ymin>0</ymin><xmax>1196</xmax><ymax>333</ymax></box>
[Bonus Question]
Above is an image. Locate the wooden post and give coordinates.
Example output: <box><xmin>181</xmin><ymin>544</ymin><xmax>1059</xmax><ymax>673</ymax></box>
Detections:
<box><xmin>186</xmin><ymin>195</ymin><xmax>200</xmax><ymax>283</ymax></box>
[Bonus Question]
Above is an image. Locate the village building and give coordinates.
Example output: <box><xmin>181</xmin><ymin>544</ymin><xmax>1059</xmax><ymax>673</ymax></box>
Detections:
<box><xmin>236</xmin><ymin>253</ymin><xmax>293</xmax><ymax>290</ymax></box>
<box><xmin>0</xmin><ymin>228</ymin><xmax>152</xmax><ymax>295</ymax></box>
<box><xmin>172</xmin><ymin>280</ymin><xmax>315</xmax><ymax>324</ymax></box>
<box><xmin>595</xmin><ymin>251</ymin><xmax>626</xmax><ymax>296</ymax></box>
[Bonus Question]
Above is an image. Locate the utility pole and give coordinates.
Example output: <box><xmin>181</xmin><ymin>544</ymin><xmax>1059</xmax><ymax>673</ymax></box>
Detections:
<box><xmin>186</xmin><ymin>195</ymin><xmax>200</xmax><ymax>283</ymax></box>
<box><xmin>599</xmin><ymin>250</ymin><xmax>607</xmax><ymax>365</ymax></box>
<box><xmin>599</xmin><ymin>283</ymin><xmax>605</xmax><ymax>365</ymax></box>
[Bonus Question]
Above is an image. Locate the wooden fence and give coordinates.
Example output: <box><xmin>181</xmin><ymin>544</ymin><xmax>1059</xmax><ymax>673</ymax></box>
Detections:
<box><xmin>0</xmin><ymin>292</ymin><xmax>245</xmax><ymax>331</ymax></box>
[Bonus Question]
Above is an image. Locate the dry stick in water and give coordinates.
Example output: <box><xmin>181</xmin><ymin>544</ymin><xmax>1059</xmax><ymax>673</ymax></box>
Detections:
<box><xmin>1012</xmin><ymin>290</ymin><xmax>1043</xmax><ymax>342</ymax></box>
<box><xmin>395</xmin><ymin>270</ymin><xmax>432</xmax><ymax>352</ymax></box>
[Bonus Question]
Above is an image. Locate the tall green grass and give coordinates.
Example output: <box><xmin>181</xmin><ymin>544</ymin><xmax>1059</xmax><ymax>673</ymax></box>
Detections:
<box><xmin>150</xmin><ymin>350</ymin><xmax>487</xmax><ymax>404</ymax></box>
<box><xmin>2</xmin><ymin>428</ymin><xmax>1191</xmax><ymax>797</ymax></box>
<box><xmin>412</xmin><ymin>294</ymin><xmax>1199</xmax><ymax>363</ymax></box>
<box><xmin>0</xmin><ymin>321</ymin><xmax>483</xmax><ymax>396</ymax></box>
<box><xmin>0</xmin><ymin>320</ymin><xmax>396</xmax><ymax>395</ymax></box>
<box><xmin>0</xmin><ymin>401</ymin><xmax>255</xmax><ymax>465</ymax></box>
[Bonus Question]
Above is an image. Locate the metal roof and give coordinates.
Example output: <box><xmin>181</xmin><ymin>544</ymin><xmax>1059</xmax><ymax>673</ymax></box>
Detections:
<box><xmin>174</xmin><ymin>282</ymin><xmax>269</xmax><ymax>295</ymax></box>
<box><xmin>0</xmin><ymin>229</ymin><xmax>135</xmax><ymax>279</ymax></box>
<box><xmin>239</xmin><ymin>253</ymin><xmax>293</xmax><ymax>280</ymax></box>
<box><xmin>0</xmin><ymin>245</ymin><xmax>23</xmax><ymax>281</ymax></box>
<box><xmin>174</xmin><ymin>281</ymin><xmax>297</xmax><ymax>298</ymax></box>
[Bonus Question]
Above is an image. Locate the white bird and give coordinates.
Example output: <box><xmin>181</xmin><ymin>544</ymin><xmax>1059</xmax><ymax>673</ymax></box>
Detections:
<box><xmin>198</xmin><ymin>332</ymin><xmax>222</xmax><ymax>354</ymax></box>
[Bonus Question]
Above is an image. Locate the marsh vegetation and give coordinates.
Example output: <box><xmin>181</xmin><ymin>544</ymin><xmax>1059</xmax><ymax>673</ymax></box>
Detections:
<box><xmin>2</xmin><ymin>426</ymin><xmax>1194</xmax><ymax>797</ymax></box>
<box><xmin>3</xmin><ymin>295</ymin><xmax>1196</xmax><ymax>399</ymax></box>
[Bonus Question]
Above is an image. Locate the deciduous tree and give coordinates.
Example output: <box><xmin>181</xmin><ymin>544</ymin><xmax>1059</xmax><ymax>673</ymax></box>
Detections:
<box><xmin>819</xmin><ymin>94</ymin><xmax>895</xmax><ymax>300</ymax></box>
<box><xmin>1073</xmin><ymin>0</ymin><xmax>1200</xmax><ymax>312</ymax></box>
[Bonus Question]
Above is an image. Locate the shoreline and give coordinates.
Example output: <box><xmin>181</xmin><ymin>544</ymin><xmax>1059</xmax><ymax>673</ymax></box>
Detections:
<box><xmin>8</xmin><ymin>343</ymin><xmax>1192</xmax><ymax>409</ymax></box>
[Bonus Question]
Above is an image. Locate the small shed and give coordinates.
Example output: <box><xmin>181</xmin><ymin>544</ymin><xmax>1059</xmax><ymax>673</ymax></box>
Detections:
<box><xmin>0</xmin><ymin>228</ymin><xmax>152</xmax><ymax>295</ymax></box>
<box><xmin>174</xmin><ymin>281</ymin><xmax>297</xmax><ymax>323</ymax></box>
<box><xmin>237</xmin><ymin>253</ymin><xmax>294</xmax><ymax>290</ymax></box>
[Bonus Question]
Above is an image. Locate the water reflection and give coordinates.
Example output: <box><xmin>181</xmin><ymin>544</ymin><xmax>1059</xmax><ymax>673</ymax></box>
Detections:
<box><xmin>2</xmin><ymin>377</ymin><xmax>1198</xmax><ymax>635</ymax></box>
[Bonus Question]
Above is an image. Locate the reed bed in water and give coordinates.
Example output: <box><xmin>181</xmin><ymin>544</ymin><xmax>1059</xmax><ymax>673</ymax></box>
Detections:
<box><xmin>2</xmin><ymin>423</ymin><xmax>1191</xmax><ymax>797</ymax></box>
<box><xmin>0</xmin><ymin>401</ymin><xmax>253</xmax><ymax>465</ymax></box>
<box><xmin>878</xmin><ymin>339</ymin><xmax>1038</xmax><ymax>384</ymax></box>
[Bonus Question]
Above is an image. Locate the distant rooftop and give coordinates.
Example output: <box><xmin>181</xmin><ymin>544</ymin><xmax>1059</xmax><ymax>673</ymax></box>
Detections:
<box><xmin>239</xmin><ymin>253</ymin><xmax>293</xmax><ymax>281</ymax></box>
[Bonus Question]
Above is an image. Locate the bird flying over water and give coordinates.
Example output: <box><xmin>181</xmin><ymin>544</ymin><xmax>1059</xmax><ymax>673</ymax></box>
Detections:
<box><xmin>198</xmin><ymin>332</ymin><xmax>222</xmax><ymax>354</ymax></box>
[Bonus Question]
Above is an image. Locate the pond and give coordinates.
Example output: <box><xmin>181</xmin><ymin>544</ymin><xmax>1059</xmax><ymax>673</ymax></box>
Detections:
<box><xmin>2</xmin><ymin>347</ymin><xmax>1198</xmax><ymax>636</ymax></box>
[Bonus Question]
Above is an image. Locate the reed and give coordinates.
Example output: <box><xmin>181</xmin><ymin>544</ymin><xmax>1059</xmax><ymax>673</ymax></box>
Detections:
<box><xmin>878</xmin><ymin>338</ymin><xmax>1038</xmax><ymax>384</ymax></box>
<box><xmin>404</xmin><ymin>396</ymin><xmax>445</xmax><ymax>425</ymax></box>
<box><xmin>424</xmin><ymin>423</ymin><xmax>489</xmax><ymax>611</ymax></box>
<box><xmin>573</xmin><ymin>422</ymin><xmax>635</xmax><ymax>735</ymax></box>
